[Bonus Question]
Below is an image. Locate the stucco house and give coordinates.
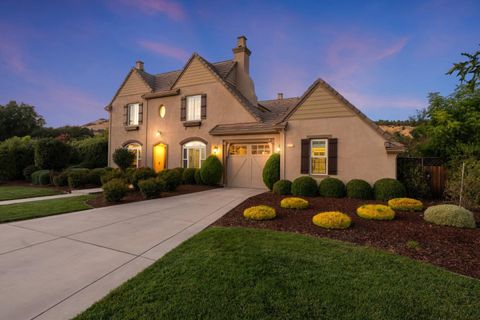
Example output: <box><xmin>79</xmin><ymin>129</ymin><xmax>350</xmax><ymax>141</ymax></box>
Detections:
<box><xmin>106</xmin><ymin>36</ymin><xmax>403</xmax><ymax>188</ymax></box>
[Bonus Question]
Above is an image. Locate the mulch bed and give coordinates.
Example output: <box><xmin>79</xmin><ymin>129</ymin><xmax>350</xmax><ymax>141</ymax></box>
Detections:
<box><xmin>87</xmin><ymin>184</ymin><xmax>217</xmax><ymax>208</ymax></box>
<box><xmin>213</xmin><ymin>192</ymin><xmax>480</xmax><ymax>279</ymax></box>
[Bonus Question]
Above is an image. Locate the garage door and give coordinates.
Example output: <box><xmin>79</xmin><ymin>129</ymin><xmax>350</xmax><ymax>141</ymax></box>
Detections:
<box><xmin>227</xmin><ymin>143</ymin><xmax>271</xmax><ymax>189</ymax></box>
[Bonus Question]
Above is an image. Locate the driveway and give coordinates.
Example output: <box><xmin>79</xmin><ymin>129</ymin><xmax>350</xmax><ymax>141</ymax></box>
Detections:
<box><xmin>0</xmin><ymin>187</ymin><xmax>262</xmax><ymax>320</ymax></box>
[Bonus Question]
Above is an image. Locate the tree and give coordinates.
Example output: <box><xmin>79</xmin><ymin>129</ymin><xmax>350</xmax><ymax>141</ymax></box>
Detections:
<box><xmin>31</xmin><ymin>125</ymin><xmax>93</xmax><ymax>140</ymax></box>
<box><xmin>34</xmin><ymin>138</ymin><xmax>71</xmax><ymax>170</ymax></box>
<box><xmin>0</xmin><ymin>101</ymin><xmax>45</xmax><ymax>141</ymax></box>
<box><xmin>447</xmin><ymin>45</ymin><xmax>480</xmax><ymax>91</ymax></box>
<box><xmin>113</xmin><ymin>148</ymin><xmax>135</xmax><ymax>171</ymax></box>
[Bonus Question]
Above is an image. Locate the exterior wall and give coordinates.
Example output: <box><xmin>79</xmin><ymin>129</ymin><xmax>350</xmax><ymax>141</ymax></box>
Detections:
<box><xmin>283</xmin><ymin>117</ymin><xmax>397</xmax><ymax>184</ymax></box>
<box><xmin>173</xmin><ymin>58</ymin><xmax>217</xmax><ymax>88</ymax></box>
<box><xmin>118</xmin><ymin>71</ymin><xmax>150</xmax><ymax>96</ymax></box>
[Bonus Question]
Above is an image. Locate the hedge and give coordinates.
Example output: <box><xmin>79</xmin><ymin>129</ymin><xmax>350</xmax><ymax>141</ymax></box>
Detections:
<box><xmin>0</xmin><ymin>136</ymin><xmax>35</xmax><ymax>181</ymax></box>
<box><xmin>34</xmin><ymin>138</ymin><xmax>71</xmax><ymax>170</ymax></box>
<box><xmin>71</xmin><ymin>135</ymin><xmax>108</xmax><ymax>168</ymax></box>
<box><xmin>31</xmin><ymin>170</ymin><xmax>51</xmax><ymax>185</ymax></box>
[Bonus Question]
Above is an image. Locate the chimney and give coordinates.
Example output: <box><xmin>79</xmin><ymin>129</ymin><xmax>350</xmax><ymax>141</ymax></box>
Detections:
<box><xmin>277</xmin><ymin>93</ymin><xmax>284</xmax><ymax>100</ymax></box>
<box><xmin>232</xmin><ymin>35</ymin><xmax>251</xmax><ymax>74</ymax></box>
<box><xmin>135</xmin><ymin>60</ymin><xmax>144</xmax><ymax>71</ymax></box>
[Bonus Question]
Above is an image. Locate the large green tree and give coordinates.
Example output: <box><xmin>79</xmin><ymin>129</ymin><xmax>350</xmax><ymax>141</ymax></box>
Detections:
<box><xmin>447</xmin><ymin>46</ymin><xmax>479</xmax><ymax>91</ymax></box>
<box><xmin>0</xmin><ymin>101</ymin><xmax>45</xmax><ymax>141</ymax></box>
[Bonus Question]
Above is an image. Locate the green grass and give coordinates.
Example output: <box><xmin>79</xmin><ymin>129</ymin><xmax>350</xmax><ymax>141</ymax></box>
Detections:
<box><xmin>0</xmin><ymin>195</ymin><xmax>95</xmax><ymax>223</ymax></box>
<box><xmin>0</xmin><ymin>185</ymin><xmax>62</xmax><ymax>201</ymax></box>
<box><xmin>76</xmin><ymin>227</ymin><xmax>480</xmax><ymax>320</ymax></box>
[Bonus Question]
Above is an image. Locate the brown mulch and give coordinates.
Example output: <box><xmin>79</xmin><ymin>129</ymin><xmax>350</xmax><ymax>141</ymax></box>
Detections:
<box><xmin>87</xmin><ymin>184</ymin><xmax>217</xmax><ymax>208</ymax></box>
<box><xmin>213</xmin><ymin>192</ymin><xmax>480</xmax><ymax>279</ymax></box>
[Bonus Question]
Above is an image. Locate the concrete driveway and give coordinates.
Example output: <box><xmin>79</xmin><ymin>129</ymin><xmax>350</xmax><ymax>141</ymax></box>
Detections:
<box><xmin>0</xmin><ymin>187</ymin><xmax>261</xmax><ymax>320</ymax></box>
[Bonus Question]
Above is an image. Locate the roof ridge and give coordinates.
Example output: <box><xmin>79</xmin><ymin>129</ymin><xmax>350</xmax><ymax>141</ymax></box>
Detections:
<box><xmin>259</xmin><ymin>96</ymin><xmax>300</xmax><ymax>102</ymax></box>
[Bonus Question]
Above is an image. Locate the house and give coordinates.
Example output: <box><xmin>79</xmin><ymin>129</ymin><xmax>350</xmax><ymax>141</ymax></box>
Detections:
<box><xmin>106</xmin><ymin>36</ymin><xmax>403</xmax><ymax>188</ymax></box>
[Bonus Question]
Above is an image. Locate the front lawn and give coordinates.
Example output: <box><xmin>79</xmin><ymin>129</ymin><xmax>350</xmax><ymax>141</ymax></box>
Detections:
<box><xmin>0</xmin><ymin>195</ymin><xmax>95</xmax><ymax>223</ymax></box>
<box><xmin>76</xmin><ymin>227</ymin><xmax>480</xmax><ymax>320</ymax></box>
<box><xmin>0</xmin><ymin>185</ymin><xmax>62</xmax><ymax>201</ymax></box>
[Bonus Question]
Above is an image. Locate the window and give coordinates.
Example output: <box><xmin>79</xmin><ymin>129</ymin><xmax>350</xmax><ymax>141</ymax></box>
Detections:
<box><xmin>186</xmin><ymin>95</ymin><xmax>201</xmax><ymax>121</ymax></box>
<box><xmin>310</xmin><ymin>139</ymin><xmax>328</xmax><ymax>175</ymax></box>
<box><xmin>125</xmin><ymin>143</ymin><xmax>142</xmax><ymax>168</ymax></box>
<box><xmin>127</xmin><ymin>103</ymin><xmax>140</xmax><ymax>126</ymax></box>
<box><xmin>229</xmin><ymin>144</ymin><xmax>248</xmax><ymax>156</ymax></box>
<box><xmin>182</xmin><ymin>141</ymin><xmax>206</xmax><ymax>168</ymax></box>
<box><xmin>251</xmin><ymin>144</ymin><xmax>271</xmax><ymax>155</ymax></box>
<box><xmin>159</xmin><ymin>105</ymin><xmax>166</xmax><ymax>118</ymax></box>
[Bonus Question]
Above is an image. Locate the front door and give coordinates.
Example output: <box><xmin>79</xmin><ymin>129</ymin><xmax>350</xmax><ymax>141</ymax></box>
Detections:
<box><xmin>153</xmin><ymin>143</ymin><xmax>167</xmax><ymax>172</ymax></box>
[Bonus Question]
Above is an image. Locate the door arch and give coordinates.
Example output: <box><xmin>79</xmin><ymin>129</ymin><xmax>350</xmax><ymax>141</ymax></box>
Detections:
<box><xmin>153</xmin><ymin>143</ymin><xmax>167</xmax><ymax>173</ymax></box>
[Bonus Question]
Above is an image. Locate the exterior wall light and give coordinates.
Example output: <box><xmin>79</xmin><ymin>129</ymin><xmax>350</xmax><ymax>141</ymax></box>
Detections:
<box><xmin>276</xmin><ymin>145</ymin><xmax>281</xmax><ymax>153</ymax></box>
<box><xmin>212</xmin><ymin>145</ymin><xmax>219</xmax><ymax>155</ymax></box>
<box><xmin>156</xmin><ymin>130</ymin><xmax>161</xmax><ymax>137</ymax></box>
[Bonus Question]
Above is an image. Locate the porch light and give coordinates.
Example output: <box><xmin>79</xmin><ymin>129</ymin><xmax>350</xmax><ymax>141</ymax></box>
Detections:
<box><xmin>213</xmin><ymin>145</ymin><xmax>219</xmax><ymax>155</ymax></box>
<box><xmin>156</xmin><ymin>130</ymin><xmax>161</xmax><ymax>137</ymax></box>
<box><xmin>276</xmin><ymin>145</ymin><xmax>281</xmax><ymax>153</ymax></box>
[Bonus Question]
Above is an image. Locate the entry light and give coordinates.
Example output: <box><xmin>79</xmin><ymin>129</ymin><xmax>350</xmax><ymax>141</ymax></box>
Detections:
<box><xmin>156</xmin><ymin>130</ymin><xmax>161</xmax><ymax>137</ymax></box>
<box><xmin>213</xmin><ymin>146</ymin><xmax>219</xmax><ymax>155</ymax></box>
<box><xmin>276</xmin><ymin>145</ymin><xmax>281</xmax><ymax>153</ymax></box>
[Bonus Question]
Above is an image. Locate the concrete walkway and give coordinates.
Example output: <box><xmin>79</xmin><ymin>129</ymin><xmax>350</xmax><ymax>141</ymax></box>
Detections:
<box><xmin>0</xmin><ymin>188</ymin><xmax>103</xmax><ymax>206</ymax></box>
<box><xmin>0</xmin><ymin>187</ymin><xmax>262</xmax><ymax>320</ymax></box>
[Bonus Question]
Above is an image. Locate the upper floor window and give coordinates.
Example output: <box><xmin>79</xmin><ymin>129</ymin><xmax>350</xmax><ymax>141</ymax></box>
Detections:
<box><xmin>186</xmin><ymin>95</ymin><xmax>201</xmax><ymax>121</ymax></box>
<box><xmin>310</xmin><ymin>139</ymin><xmax>328</xmax><ymax>175</ymax></box>
<box><xmin>127</xmin><ymin>103</ymin><xmax>140</xmax><ymax>126</ymax></box>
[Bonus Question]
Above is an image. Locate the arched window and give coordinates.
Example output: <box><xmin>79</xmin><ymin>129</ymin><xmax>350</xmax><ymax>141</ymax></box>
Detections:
<box><xmin>125</xmin><ymin>143</ymin><xmax>142</xmax><ymax>168</ymax></box>
<box><xmin>182</xmin><ymin>141</ymin><xmax>206</xmax><ymax>168</ymax></box>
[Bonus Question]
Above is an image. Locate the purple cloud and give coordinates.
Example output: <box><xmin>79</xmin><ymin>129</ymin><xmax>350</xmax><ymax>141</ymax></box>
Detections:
<box><xmin>109</xmin><ymin>0</ymin><xmax>186</xmax><ymax>21</ymax></box>
<box><xmin>138</xmin><ymin>40</ymin><xmax>189</xmax><ymax>61</ymax></box>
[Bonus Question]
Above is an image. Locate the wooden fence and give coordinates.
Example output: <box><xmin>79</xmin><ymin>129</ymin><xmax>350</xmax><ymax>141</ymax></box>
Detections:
<box><xmin>397</xmin><ymin>157</ymin><xmax>447</xmax><ymax>198</ymax></box>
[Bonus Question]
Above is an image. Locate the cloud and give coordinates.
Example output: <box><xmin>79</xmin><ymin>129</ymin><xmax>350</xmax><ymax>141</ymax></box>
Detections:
<box><xmin>110</xmin><ymin>0</ymin><xmax>186</xmax><ymax>21</ymax></box>
<box><xmin>138</xmin><ymin>40</ymin><xmax>189</xmax><ymax>61</ymax></box>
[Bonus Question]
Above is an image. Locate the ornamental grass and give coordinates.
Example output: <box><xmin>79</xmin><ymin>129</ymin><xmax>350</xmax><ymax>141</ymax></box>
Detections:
<box><xmin>312</xmin><ymin>211</ymin><xmax>352</xmax><ymax>229</ymax></box>
<box><xmin>357</xmin><ymin>204</ymin><xmax>395</xmax><ymax>220</ymax></box>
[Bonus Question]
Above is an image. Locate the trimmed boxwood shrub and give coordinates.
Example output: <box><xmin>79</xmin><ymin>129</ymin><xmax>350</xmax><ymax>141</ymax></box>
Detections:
<box><xmin>34</xmin><ymin>138</ymin><xmax>71</xmax><ymax>170</ymax></box>
<box><xmin>373</xmin><ymin>178</ymin><xmax>406</xmax><ymax>201</ymax></box>
<box><xmin>272</xmin><ymin>179</ymin><xmax>292</xmax><ymax>195</ymax></box>
<box><xmin>113</xmin><ymin>148</ymin><xmax>135</xmax><ymax>171</ymax></box>
<box><xmin>318</xmin><ymin>177</ymin><xmax>346</xmax><ymax>198</ymax></box>
<box><xmin>291</xmin><ymin>176</ymin><xmax>318</xmax><ymax>197</ymax></box>
<box><xmin>262</xmin><ymin>153</ymin><xmax>280</xmax><ymax>190</ymax></box>
<box><xmin>424</xmin><ymin>204</ymin><xmax>476</xmax><ymax>228</ymax></box>
<box><xmin>183</xmin><ymin>168</ymin><xmax>196</xmax><ymax>185</ymax></box>
<box><xmin>280</xmin><ymin>197</ymin><xmax>309</xmax><ymax>209</ymax></box>
<box><xmin>31</xmin><ymin>170</ymin><xmax>51</xmax><ymax>185</ymax></box>
<box><xmin>138</xmin><ymin>178</ymin><xmax>165</xmax><ymax>199</ymax></box>
<box><xmin>102</xmin><ymin>178</ymin><xmax>128</xmax><ymax>203</ymax></box>
<box><xmin>53</xmin><ymin>171</ymin><xmax>69</xmax><ymax>187</ymax></box>
<box><xmin>131</xmin><ymin>167</ymin><xmax>156</xmax><ymax>190</ymax></box>
<box><xmin>312</xmin><ymin>211</ymin><xmax>351</xmax><ymax>229</ymax></box>
<box><xmin>243</xmin><ymin>205</ymin><xmax>276</xmax><ymax>220</ymax></box>
<box><xmin>194</xmin><ymin>168</ymin><xmax>203</xmax><ymax>185</ymax></box>
<box><xmin>346</xmin><ymin>179</ymin><xmax>373</xmax><ymax>200</ymax></box>
<box><xmin>157</xmin><ymin>169</ymin><xmax>182</xmax><ymax>191</ymax></box>
<box><xmin>88</xmin><ymin>168</ymin><xmax>106</xmax><ymax>186</ymax></box>
<box><xmin>173</xmin><ymin>167</ymin><xmax>185</xmax><ymax>181</ymax></box>
<box><xmin>200</xmin><ymin>155</ymin><xmax>223</xmax><ymax>186</ymax></box>
<box><xmin>101</xmin><ymin>168</ymin><xmax>125</xmax><ymax>185</ymax></box>
<box><xmin>23</xmin><ymin>164</ymin><xmax>39</xmax><ymax>182</ymax></box>
<box><xmin>68</xmin><ymin>168</ymin><xmax>90</xmax><ymax>189</ymax></box>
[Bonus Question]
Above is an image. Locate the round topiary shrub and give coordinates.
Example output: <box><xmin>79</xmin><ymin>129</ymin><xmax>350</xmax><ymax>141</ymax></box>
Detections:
<box><xmin>131</xmin><ymin>167</ymin><xmax>156</xmax><ymax>190</ymax></box>
<box><xmin>182</xmin><ymin>168</ymin><xmax>197</xmax><ymax>185</ymax></box>
<box><xmin>31</xmin><ymin>170</ymin><xmax>51</xmax><ymax>185</ymax></box>
<box><xmin>424</xmin><ymin>204</ymin><xmax>476</xmax><ymax>228</ymax></box>
<box><xmin>67</xmin><ymin>168</ymin><xmax>91</xmax><ymax>189</ymax></box>
<box><xmin>138</xmin><ymin>178</ymin><xmax>165</xmax><ymax>199</ymax></box>
<box><xmin>157</xmin><ymin>169</ymin><xmax>182</xmax><ymax>191</ymax></box>
<box><xmin>200</xmin><ymin>155</ymin><xmax>223</xmax><ymax>186</ymax></box>
<box><xmin>272</xmin><ymin>179</ymin><xmax>292</xmax><ymax>195</ymax></box>
<box><xmin>388</xmin><ymin>198</ymin><xmax>423</xmax><ymax>211</ymax></box>
<box><xmin>318</xmin><ymin>177</ymin><xmax>346</xmax><ymax>198</ymax></box>
<box><xmin>357</xmin><ymin>204</ymin><xmax>395</xmax><ymax>220</ymax></box>
<box><xmin>194</xmin><ymin>168</ymin><xmax>203</xmax><ymax>185</ymax></box>
<box><xmin>23</xmin><ymin>165</ymin><xmax>39</xmax><ymax>182</ymax></box>
<box><xmin>243</xmin><ymin>205</ymin><xmax>276</xmax><ymax>220</ymax></box>
<box><xmin>102</xmin><ymin>178</ymin><xmax>128</xmax><ymax>203</ymax></box>
<box><xmin>346</xmin><ymin>179</ymin><xmax>373</xmax><ymax>200</ymax></box>
<box><xmin>373</xmin><ymin>178</ymin><xmax>406</xmax><ymax>201</ymax></box>
<box><xmin>312</xmin><ymin>212</ymin><xmax>351</xmax><ymax>229</ymax></box>
<box><xmin>112</xmin><ymin>148</ymin><xmax>135</xmax><ymax>171</ymax></box>
<box><xmin>262</xmin><ymin>153</ymin><xmax>280</xmax><ymax>190</ymax></box>
<box><xmin>291</xmin><ymin>176</ymin><xmax>318</xmax><ymax>197</ymax></box>
<box><xmin>280</xmin><ymin>197</ymin><xmax>309</xmax><ymax>209</ymax></box>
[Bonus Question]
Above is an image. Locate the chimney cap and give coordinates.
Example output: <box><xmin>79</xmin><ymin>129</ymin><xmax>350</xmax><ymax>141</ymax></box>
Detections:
<box><xmin>135</xmin><ymin>60</ymin><xmax>144</xmax><ymax>71</ymax></box>
<box><xmin>277</xmin><ymin>93</ymin><xmax>284</xmax><ymax>100</ymax></box>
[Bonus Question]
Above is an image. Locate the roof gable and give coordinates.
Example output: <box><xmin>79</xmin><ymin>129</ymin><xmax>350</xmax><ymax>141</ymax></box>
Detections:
<box><xmin>106</xmin><ymin>69</ymin><xmax>153</xmax><ymax>108</ymax></box>
<box><xmin>172</xmin><ymin>55</ymin><xmax>217</xmax><ymax>88</ymax></box>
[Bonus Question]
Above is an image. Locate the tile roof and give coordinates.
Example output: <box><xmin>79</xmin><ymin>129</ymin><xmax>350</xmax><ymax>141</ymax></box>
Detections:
<box><xmin>258</xmin><ymin>97</ymin><xmax>300</xmax><ymax>123</ymax></box>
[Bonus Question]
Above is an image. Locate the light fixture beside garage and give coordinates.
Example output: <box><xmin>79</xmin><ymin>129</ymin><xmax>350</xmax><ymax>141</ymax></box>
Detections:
<box><xmin>212</xmin><ymin>145</ymin><xmax>219</xmax><ymax>155</ymax></box>
<box><xmin>276</xmin><ymin>145</ymin><xmax>281</xmax><ymax>153</ymax></box>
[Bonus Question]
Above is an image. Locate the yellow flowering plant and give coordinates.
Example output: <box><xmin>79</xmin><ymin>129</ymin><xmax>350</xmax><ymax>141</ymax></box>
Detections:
<box><xmin>243</xmin><ymin>205</ymin><xmax>276</xmax><ymax>221</ymax></box>
<box><xmin>388</xmin><ymin>198</ymin><xmax>423</xmax><ymax>211</ymax></box>
<box><xmin>356</xmin><ymin>204</ymin><xmax>395</xmax><ymax>220</ymax></box>
<box><xmin>280</xmin><ymin>197</ymin><xmax>309</xmax><ymax>209</ymax></box>
<box><xmin>312</xmin><ymin>211</ymin><xmax>352</xmax><ymax>229</ymax></box>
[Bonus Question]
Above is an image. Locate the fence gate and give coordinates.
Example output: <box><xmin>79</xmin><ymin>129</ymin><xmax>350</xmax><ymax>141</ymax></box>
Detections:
<box><xmin>397</xmin><ymin>157</ymin><xmax>446</xmax><ymax>198</ymax></box>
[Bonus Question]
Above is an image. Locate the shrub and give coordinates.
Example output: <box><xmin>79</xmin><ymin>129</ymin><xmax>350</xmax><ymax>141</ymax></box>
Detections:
<box><xmin>388</xmin><ymin>198</ymin><xmax>423</xmax><ymax>211</ymax></box>
<box><xmin>194</xmin><ymin>169</ymin><xmax>203</xmax><ymax>185</ymax></box>
<box><xmin>397</xmin><ymin>162</ymin><xmax>432</xmax><ymax>199</ymax></box>
<box><xmin>173</xmin><ymin>167</ymin><xmax>185</xmax><ymax>181</ymax></box>
<box><xmin>243</xmin><ymin>205</ymin><xmax>276</xmax><ymax>220</ymax></box>
<box><xmin>101</xmin><ymin>168</ymin><xmax>125</xmax><ymax>185</ymax></box>
<box><xmin>0</xmin><ymin>136</ymin><xmax>35</xmax><ymax>181</ymax></box>
<box><xmin>280</xmin><ymin>197</ymin><xmax>309</xmax><ymax>209</ymax></box>
<box><xmin>157</xmin><ymin>169</ymin><xmax>182</xmax><ymax>191</ymax></box>
<box><xmin>70</xmin><ymin>135</ymin><xmax>108</xmax><ymax>168</ymax></box>
<box><xmin>373</xmin><ymin>178</ymin><xmax>406</xmax><ymax>201</ymax></box>
<box><xmin>424</xmin><ymin>204</ymin><xmax>476</xmax><ymax>228</ymax></box>
<box><xmin>182</xmin><ymin>168</ymin><xmax>196</xmax><ymax>184</ymax></box>
<box><xmin>23</xmin><ymin>164</ymin><xmax>39</xmax><ymax>182</ymax></box>
<box><xmin>88</xmin><ymin>168</ymin><xmax>106</xmax><ymax>186</ymax></box>
<box><xmin>262</xmin><ymin>153</ymin><xmax>280</xmax><ymax>190</ymax></box>
<box><xmin>138</xmin><ymin>178</ymin><xmax>164</xmax><ymax>199</ymax></box>
<box><xmin>200</xmin><ymin>155</ymin><xmax>223</xmax><ymax>186</ymax></box>
<box><xmin>291</xmin><ymin>176</ymin><xmax>318</xmax><ymax>197</ymax></box>
<box><xmin>357</xmin><ymin>204</ymin><xmax>395</xmax><ymax>220</ymax></box>
<box><xmin>31</xmin><ymin>170</ymin><xmax>51</xmax><ymax>185</ymax></box>
<box><xmin>102</xmin><ymin>178</ymin><xmax>128</xmax><ymax>203</ymax></box>
<box><xmin>53</xmin><ymin>171</ymin><xmax>69</xmax><ymax>187</ymax></box>
<box><xmin>67</xmin><ymin>168</ymin><xmax>90</xmax><ymax>189</ymax></box>
<box><xmin>34</xmin><ymin>138</ymin><xmax>71</xmax><ymax>170</ymax></box>
<box><xmin>125</xmin><ymin>167</ymin><xmax>136</xmax><ymax>183</ymax></box>
<box><xmin>312</xmin><ymin>212</ymin><xmax>351</xmax><ymax>229</ymax></box>
<box><xmin>272</xmin><ymin>179</ymin><xmax>292</xmax><ymax>195</ymax></box>
<box><xmin>113</xmin><ymin>148</ymin><xmax>135</xmax><ymax>171</ymax></box>
<box><xmin>131</xmin><ymin>167</ymin><xmax>156</xmax><ymax>190</ymax></box>
<box><xmin>346</xmin><ymin>179</ymin><xmax>373</xmax><ymax>199</ymax></box>
<box><xmin>318</xmin><ymin>177</ymin><xmax>346</xmax><ymax>198</ymax></box>
<box><xmin>445</xmin><ymin>158</ymin><xmax>480</xmax><ymax>210</ymax></box>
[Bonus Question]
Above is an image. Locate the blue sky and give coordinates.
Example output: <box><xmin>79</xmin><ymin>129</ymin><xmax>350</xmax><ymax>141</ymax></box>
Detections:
<box><xmin>0</xmin><ymin>0</ymin><xmax>479</xmax><ymax>126</ymax></box>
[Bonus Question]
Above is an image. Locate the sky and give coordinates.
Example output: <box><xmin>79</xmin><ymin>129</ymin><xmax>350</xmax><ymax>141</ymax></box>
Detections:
<box><xmin>0</xmin><ymin>0</ymin><xmax>479</xmax><ymax>127</ymax></box>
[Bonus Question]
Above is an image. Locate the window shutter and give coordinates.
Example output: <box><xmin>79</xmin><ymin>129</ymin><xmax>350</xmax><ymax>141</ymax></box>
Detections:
<box><xmin>138</xmin><ymin>103</ymin><xmax>143</xmax><ymax>125</ymax></box>
<box><xmin>301</xmin><ymin>139</ymin><xmax>310</xmax><ymax>174</ymax></box>
<box><xmin>201</xmin><ymin>94</ymin><xmax>207</xmax><ymax>119</ymax></box>
<box><xmin>328</xmin><ymin>138</ymin><xmax>338</xmax><ymax>175</ymax></box>
<box><xmin>181</xmin><ymin>97</ymin><xmax>186</xmax><ymax>121</ymax></box>
<box><xmin>123</xmin><ymin>105</ymin><xmax>128</xmax><ymax>126</ymax></box>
